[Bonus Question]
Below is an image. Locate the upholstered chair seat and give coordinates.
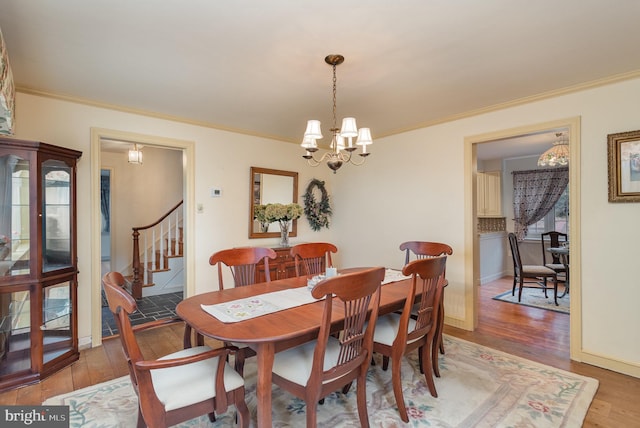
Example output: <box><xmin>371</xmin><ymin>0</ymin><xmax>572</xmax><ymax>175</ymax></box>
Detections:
<box><xmin>272</xmin><ymin>337</ymin><xmax>343</xmax><ymax>386</ymax></box>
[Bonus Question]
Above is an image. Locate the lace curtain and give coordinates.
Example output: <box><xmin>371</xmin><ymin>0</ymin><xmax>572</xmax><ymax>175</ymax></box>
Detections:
<box><xmin>512</xmin><ymin>167</ymin><xmax>568</xmax><ymax>239</ymax></box>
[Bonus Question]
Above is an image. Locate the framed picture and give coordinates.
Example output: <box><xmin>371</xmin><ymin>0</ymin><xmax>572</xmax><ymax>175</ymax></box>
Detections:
<box><xmin>608</xmin><ymin>130</ymin><xmax>640</xmax><ymax>202</ymax></box>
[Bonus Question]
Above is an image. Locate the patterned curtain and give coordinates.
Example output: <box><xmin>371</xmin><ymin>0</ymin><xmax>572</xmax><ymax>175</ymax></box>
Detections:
<box><xmin>512</xmin><ymin>167</ymin><xmax>568</xmax><ymax>239</ymax></box>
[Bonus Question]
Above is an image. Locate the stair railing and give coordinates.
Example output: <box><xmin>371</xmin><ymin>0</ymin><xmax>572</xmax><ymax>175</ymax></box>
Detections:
<box><xmin>131</xmin><ymin>200</ymin><xmax>183</xmax><ymax>299</ymax></box>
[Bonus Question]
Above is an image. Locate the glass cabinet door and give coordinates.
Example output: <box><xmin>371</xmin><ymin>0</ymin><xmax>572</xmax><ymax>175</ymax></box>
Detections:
<box><xmin>0</xmin><ymin>154</ymin><xmax>30</xmax><ymax>277</ymax></box>
<box><xmin>42</xmin><ymin>160</ymin><xmax>72</xmax><ymax>272</ymax></box>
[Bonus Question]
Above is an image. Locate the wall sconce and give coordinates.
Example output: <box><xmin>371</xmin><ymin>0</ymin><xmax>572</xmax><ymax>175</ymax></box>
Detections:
<box><xmin>128</xmin><ymin>144</ymin><xmax>143</xmax><ymax>165</ymax></box>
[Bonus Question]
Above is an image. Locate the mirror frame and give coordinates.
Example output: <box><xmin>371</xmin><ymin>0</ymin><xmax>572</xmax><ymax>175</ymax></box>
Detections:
<box><xmin>249</xmin><ymin>166</ymin><xmax>299</xmax><ymax>239</ymax></box>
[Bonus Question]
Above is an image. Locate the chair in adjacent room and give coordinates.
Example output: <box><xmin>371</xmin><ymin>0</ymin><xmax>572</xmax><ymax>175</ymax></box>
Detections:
<box><xmin>208</xmin><ymin>246</ymin><xmax>278</xmax><ymax>374</ymax></box>
<box><xmin>290</xmin><ymin>242</ymin><xmax>338</xmax><ymax>276</ymax></box>
<box><xmin>541</xmin><ymin>231</ymin><xmax>568</xmax><ymax>281</ymax></box>
<box><xmin>270</xmin><ymin>267</ymin><xmax>385</xmax><ymax>428</ymax></box>
<box><xmin>398</xmin><ymin>240</ymin><xmax>453</xmax><ymax>376</ymax></box>
<box><xmin>508</xmin><ymin>232</ymin><xmax>559</xmax><ymax>305</ymax></box>
<box><xmin>102</xmin><ymin>272</ymin><xmax>249</xmax><ymax>428</ymax></box>
<box><xmin>371</xmin><ymin>256</ymin><xmax>447</xmax><ymax>423</ymax></box>
<box><xmin>209</xmin><ymin>246</ymin><xmax>277</xmax><ymax>289</ymax></box>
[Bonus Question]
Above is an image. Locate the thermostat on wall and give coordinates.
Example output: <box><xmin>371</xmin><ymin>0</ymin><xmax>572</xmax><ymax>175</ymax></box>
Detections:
<box><xmin>210</xmin><ymin>187</ymin><xmax>222</xmax><ymax>197</ymax></box>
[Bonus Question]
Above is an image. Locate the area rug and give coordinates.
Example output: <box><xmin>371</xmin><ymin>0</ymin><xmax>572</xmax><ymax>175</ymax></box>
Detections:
<box><xmin>44</xmin><ymin>335</ymin><xmax>596</xmax><ymax>427</ymax></box>
<box><xmin>493</xmin><ymin>288</ymin><xmax>570</xmax><ymax>314</ymax></box>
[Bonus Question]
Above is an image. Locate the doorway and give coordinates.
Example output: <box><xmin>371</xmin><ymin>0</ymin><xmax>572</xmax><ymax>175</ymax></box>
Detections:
<box><xmin>464</xmin><ymin>117</ymin><xmax>582</xmax><ymax>360</ymax></box>
<box><xmin>90</xmin><ymin>128</ymin><xmax>196</xmax><ymax>347</ymax></box>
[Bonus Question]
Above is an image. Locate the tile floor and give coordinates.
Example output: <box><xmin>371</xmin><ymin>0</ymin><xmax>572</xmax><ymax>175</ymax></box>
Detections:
<box><xmin>101</xmin><ymin>291</ymin><xmax>183</xmax><ymax>338</ymax></box>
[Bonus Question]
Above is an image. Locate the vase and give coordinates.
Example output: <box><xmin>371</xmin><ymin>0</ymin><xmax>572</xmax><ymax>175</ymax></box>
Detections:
<box><xmin>279</xmin><ymin>221</ymin><xmax>290</xmax><ymax>247</ymax></box>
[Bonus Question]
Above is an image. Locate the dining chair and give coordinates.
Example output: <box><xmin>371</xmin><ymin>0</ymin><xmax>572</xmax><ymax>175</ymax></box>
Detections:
<box><xmin>209</xmin><ymin>246</ymin><xmax>277</xmax><ymax>290</ymax></box>
<box><xmin>290</xmin><ymin>242</ymin><xmax>338</xmax><ymax>276</ymax></box>
<box><xmin>540</xmin><ymin>231</ymin><xmax>568</xmax><ymax>280</ymax></box>
<box><xmin>102</xmin><ymin>272</ymin><xmax>249</xmax><ymax>428</ymax></box>
<box><xmin>208</xmin><ymin>246</ymin><xmax>277</xmax><ymax>374</ymax></box>
<box><xmin>398</xmin><ymin>240</ymin><xmax>452</xmax><ymax>376</ymax></box>
<box><xmin>270</xmin><ymin>267</ymin><xmax>385</xmax><ymax>428</ymax></box>
<box><xmin>372</xmin><ymin>256</ymin><xmax>446</xmax><ymax>422</ymax></box>
<box><xmin>508</xmin><ymin>232</ymin><xmax>559</xmax><ymax>305</ymax></box>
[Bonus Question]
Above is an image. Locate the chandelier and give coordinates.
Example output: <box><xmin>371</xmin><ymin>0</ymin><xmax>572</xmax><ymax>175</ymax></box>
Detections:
<box><xmin>301</xmin><ymin>54</ymin><xmax>372</xmax><ymax>173</ymax></box>
<box><xmin>538</xmin><ymin>132</ymin><xmax>569</xmax><ymax>167</ymax></box>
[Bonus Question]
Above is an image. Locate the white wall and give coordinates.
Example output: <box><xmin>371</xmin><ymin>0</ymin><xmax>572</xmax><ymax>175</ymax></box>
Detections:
<box><xmin>10</xmin><ymin>75</ymin><xmax>640</xmax><ymax>377</ymax></box>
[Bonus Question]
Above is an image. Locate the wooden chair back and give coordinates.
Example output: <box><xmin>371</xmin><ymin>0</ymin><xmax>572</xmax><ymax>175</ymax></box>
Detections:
<box><xmin>399</xmin><ymin>256</ymin><xmax>447</xmax><ymax>345</ymax></box>
<box><xmin>290</xmin><ymin>242</ymin><xmax>338</xmax><ymax>276</ymax></box>
<box><xmin>541</xmin><ymin>231</ymin><xmax>568</xmax><ymax>265</ymax></box>
<box><xmin>311</xmin><ymin>267</ymin><xmax>384</xmax><ymax>384</ymax></box>
<box><xmin>508</xmin><ymin>233</ymin><xmax>524</xmax><ymax>275</ymax></box>
<box><xmin>209</xmin><ymin>247</ymin><xmax>277</xmax><ymax>290</ymax></box>
<box><xmin>399</xmin><ymin>241</ymin><xmax>453</xmax><ymax>265</ymax></box>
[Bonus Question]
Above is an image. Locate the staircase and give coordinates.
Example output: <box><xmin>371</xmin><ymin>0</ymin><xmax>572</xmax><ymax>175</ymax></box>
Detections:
<box><xmin>129</xmin><ymin>201</ymin><xmax>184</xmax><ymax>299</ymax></box>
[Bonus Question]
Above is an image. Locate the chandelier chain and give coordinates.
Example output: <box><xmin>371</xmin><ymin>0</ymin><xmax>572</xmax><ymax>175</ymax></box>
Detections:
<box><xmin>332</xmin><ymin>63</ymin><xmax>338</xmax><ymax>131</ymax></box>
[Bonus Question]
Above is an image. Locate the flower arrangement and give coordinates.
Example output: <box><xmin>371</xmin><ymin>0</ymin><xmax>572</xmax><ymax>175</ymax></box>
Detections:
<box><xmin>255</xmin><ymin>203</ymin><xmax>303</xmax><ymax>246</ymax></box>
<box><xmin>253</xmin><ymin>204</ymin><xmax>270</xmax><ymax>232</ymax></box>
<box><xmin>262</xmin><ymin>203</ymin><xmax>303</xmax><ymax>227</ymax></box>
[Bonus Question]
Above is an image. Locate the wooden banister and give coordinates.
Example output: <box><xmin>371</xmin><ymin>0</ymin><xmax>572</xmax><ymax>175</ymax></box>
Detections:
<box><xmin>131</xmin><ymin>200</ymin><xmax>183</xmax><ymax>299</ymax></box>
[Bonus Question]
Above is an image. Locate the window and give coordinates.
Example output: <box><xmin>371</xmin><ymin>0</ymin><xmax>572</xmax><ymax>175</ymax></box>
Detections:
<box><xmin>525</xmin><ymin>186</ymin><xmax>568</xmax><ymax>239</ymax></box>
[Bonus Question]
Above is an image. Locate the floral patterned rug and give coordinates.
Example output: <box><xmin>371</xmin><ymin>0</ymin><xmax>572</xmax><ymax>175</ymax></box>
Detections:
<box><xmin>44</xmin><ymin>336</ymin><xmax>596</xmax><ymax>427</ymax></box>
<box><xmin>493</xmin><ymin>288</ymin><xmax>570</xmax><ymax>314</ymax></box>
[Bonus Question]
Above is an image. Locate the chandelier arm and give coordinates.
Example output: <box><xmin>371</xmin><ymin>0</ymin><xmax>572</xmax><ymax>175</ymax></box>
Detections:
<box><xmin>304</xmin><ymin>151</ymin><xmax>333</xmax><ymax>167</ymax></box>
<box><xmin>347</xmin><ymin>153</ymin><xmax>368</xmax><ymax>166</ymax></box>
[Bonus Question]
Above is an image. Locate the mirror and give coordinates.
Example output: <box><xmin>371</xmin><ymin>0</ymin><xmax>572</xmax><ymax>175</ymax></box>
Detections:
<box><xmin>249</xmin><ymin>167</ymin><xmax>299</xmax><ymax>239</ymax></box>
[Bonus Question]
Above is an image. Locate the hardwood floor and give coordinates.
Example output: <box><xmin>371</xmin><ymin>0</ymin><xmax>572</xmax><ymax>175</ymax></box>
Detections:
<box><xmin>1</xmin><ymin>276</ymin><xmax>638</xmax><ymax>427</ymax></box>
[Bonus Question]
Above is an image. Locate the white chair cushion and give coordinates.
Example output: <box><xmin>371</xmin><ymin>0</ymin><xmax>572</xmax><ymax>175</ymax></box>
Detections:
<box><xmin>151</xmin><ymin>345</ymin><xmax>245</xmax><ymax>412</ymax></box>
<box><xmin>372</xmin><ymin>313</ymin><xmax>419</xmax><ymax>347</ymax></box>
<box><xmin>272</xmin><ymin>337</ymin><xmax>342</xmax><ymax>386</ymax></box>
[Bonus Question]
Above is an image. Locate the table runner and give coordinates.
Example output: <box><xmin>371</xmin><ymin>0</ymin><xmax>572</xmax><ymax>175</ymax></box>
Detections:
<box><xmin>201</xmin><ymin>268</ymin><xmax>411</xmax><ymax>323</ymax></box>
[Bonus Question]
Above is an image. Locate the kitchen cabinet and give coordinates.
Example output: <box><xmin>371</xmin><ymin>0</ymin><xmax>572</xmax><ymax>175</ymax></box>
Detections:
<box><xmin>477</xmin><ymin>171</ymin><xmax>502</xmax><ymax>217</ymax></box>
<box><xmin>0</xmin><ymin>137</ymin><xmax>82</xmax><ymax>392</ymax></box>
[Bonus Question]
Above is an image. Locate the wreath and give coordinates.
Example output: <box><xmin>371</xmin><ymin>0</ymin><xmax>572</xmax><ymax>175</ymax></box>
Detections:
<box><xmin>303</xmin><ymin>179</ymin><xmax>332</xmax><ymax>231</ymax></box>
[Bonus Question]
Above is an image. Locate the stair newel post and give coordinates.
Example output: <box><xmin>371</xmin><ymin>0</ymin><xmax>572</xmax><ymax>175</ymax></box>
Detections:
<box><xmin>143</xmin><ymin>230</ymin><xmax>148</xmax><ymax>284</ymax></box>
<box><xmin>131</xmin><ymin>228</ymin><xmax>142</xmax><ymax>299</ymax></box>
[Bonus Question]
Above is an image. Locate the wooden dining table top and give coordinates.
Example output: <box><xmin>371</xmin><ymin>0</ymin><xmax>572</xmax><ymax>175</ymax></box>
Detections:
<box><xmin>176</xmin><ymin>268</ymin><xmax>412</xmax><ymax>346</ymax></box>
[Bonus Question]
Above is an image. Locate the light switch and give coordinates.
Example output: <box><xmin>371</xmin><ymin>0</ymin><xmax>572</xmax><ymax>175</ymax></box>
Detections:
<box><xmin>210</xmin><ymin>187</ymin><xmax>222</xmax><ymax>197</ymax></box>
<box><xmin>197</xmin><ymin>203</ymin><xmax>204</xmax><ymax>213</ymax></box>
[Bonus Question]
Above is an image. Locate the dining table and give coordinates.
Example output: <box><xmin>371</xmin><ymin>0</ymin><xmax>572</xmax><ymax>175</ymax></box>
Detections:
<box><xmin>548</xmin><ymin>246</ymin><xmax>570</xmax><ymax>296</ymax></box>
<box><xmin>176</xmin><ymin>268</ymin><xmax>420</xmax><ymax>427</ymax></box>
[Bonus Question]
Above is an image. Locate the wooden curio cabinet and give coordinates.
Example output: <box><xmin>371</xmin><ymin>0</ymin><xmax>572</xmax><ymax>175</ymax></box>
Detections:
<box><xmin>0</xmin><ymin>137</ymin><xmax>82</xmax><ymax>392</ymax></box>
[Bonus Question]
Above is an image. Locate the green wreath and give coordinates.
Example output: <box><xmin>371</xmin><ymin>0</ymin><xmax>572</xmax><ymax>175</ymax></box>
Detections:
<box><xmin>303</xmin><ymin>179</ymin><xmax>332</xmax><ymax>231</ymax></box>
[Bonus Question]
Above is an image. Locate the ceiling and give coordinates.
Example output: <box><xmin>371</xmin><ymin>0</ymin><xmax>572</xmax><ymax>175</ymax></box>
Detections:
<box><xmin>1</xmin><ymin>1</ymin><xmax>640</xmax><ymax>159</ymax></box>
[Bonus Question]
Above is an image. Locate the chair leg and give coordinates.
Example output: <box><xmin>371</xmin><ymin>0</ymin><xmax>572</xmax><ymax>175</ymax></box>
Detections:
<box><xmin>432</xmin><ymin>331</ymin><xmax>441</xmax><ymax>378</ymax></box>
<box><xmin>512</xmin><ymin>275</ymin><xmax>517</xmax><ymax>296</ymax></box>
<box><xmin>306</xmin><ymin>399</ymin><xmax>318</xmax><ymax>428</ymax></box>
<box><xmin>382</xmin><ymin>355</ymin><xmax>390</xmax><ymax>371</ymax></box>
<box><xmin>553</xmin><ymin>276</ymin><xmax>559</xmax><ymax>306</ymax></box>
<box><xmin>423</xmin><ymin>340</ymin><xmax>438</xmax><ymax>398</ymax></box>
<box><xmin>356</xmin><ymin>370</ymin><xmax>371</xmax><ymax>428</ymax></box>
<box><xmin>342</xmin><ymin>381</ymin><xmax>353</xmax><ymax>394</ymax></box>
<box><xmin>234</xmin><ymin>390</ymin><xmax>250</xmax><ymax>428</ymax></box>
<box><xmin>518</xmin><ymin>277</ymin><xmax>524</xmax><ymax>302</ymax></box>
<box><xmin>136</xmin><ymin>407</ymin><xmax>145</xmax><ymax>428</ymax></box>
<box><xmin>391</xmin><ymin>354</ymin><xmax>409</xmax><ymax>423</ymax></box>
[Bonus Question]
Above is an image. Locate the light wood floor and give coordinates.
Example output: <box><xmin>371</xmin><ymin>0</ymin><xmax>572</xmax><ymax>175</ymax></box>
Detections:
<box><xmin>1</xmin><ymin>277</ymin><xmax>639</xmax><ymax>427</ymax></box>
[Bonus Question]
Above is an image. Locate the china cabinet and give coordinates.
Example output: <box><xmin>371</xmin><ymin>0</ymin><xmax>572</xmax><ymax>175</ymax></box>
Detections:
<box><xmin>0</xmin><ymin>137</ymin><xmax>82</xmax><ymax>392</ymax></box>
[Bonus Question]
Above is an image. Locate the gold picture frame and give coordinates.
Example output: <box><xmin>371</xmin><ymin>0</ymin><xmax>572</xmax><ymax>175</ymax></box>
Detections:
<box><xmin>608</xmin><ymin>130</ymin><xmax>640</xmax><ymax>202</ymax></box>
